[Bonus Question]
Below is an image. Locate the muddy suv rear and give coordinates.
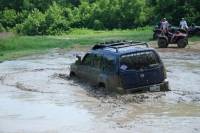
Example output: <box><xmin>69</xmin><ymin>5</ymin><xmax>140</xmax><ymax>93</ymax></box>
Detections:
<box><xmin>119</xmin><ymin>50</ymin><xmax>168</xmax><ymax>92</ymax></box>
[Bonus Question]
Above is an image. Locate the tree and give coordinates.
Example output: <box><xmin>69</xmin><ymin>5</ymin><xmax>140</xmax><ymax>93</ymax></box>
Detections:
<box><xmin>45</xmin><ymin>2</ymin><xmax>70</xmax><ymax>34</ymax></box>
<box><xmin>18</xmin><ymin>9</ymin><xmax>46</xmax><ymax>35</ymax></box>
<box><xmin>0</xmin><ymin>9</ymin><xmax>17</xmax><ymax>29</ymax></box>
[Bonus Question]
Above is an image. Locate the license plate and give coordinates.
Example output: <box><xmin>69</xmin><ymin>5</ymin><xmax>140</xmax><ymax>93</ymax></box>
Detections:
<box><xmin>150</xmin><ymin>85</ymin><xmax>160</xmax><ymax>92</ymax></box>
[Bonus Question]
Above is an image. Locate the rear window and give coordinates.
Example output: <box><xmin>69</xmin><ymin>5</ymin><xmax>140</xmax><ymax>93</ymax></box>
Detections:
<box><xmin>120</xmin><ymin>51</ymin><xmax>160</xmax><ymax>70</ymax></box>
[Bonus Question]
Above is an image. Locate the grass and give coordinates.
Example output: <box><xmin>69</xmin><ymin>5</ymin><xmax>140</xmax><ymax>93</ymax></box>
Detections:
<box><xmin>0</xmin><ymin>27</ymin><xmax>200</xmax><ymax>61</ymax></box>
<box><xmin>0</xmin><ymin>27</ymin><xmax>152</xmax><ymax>61</ymax></box>
<box><xmin>189</xmin><ymin>36</ymin><xmax>200</xmax><ymax>42</ymax></box>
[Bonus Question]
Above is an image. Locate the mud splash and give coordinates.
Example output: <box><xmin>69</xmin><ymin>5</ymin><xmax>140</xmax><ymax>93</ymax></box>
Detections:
<box><xmin>0</xmin><ymin>49</ymin><xmax>200</xmax><ymax>133</ymax></box>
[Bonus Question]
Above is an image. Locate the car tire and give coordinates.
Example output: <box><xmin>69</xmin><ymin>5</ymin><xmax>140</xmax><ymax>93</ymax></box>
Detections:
<box><xmin>177</xmin><ymin>39</ymin><xmax>188</xmax><ymax>48</ymax></box>
<box><xmin>98</xmin><ymin>82</ymin><xmax>109</xmax><ymax>93</ymax></box>
<box><xmin>69</xmin><ymin>71</ymin><xmax>76</xmax><ymax>78</ymax></box>
<box><xmin>158</xmin><ymin>38</ymin><xmax>168</xmax><ymax>48</ymax></box>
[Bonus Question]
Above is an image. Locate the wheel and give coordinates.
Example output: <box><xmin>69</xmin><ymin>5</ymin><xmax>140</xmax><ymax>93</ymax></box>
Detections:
<box><xmin>98</xmin><ymin>82</ymin><xmax>106</xmax><ymax>90</ymax></box>
<box><xmin>177</xmin><ymin>39</ymin><xmax>188</xmax><ymax>48</ymax></box>
<box><xmin>69</xmin><ymin>71</ymin><xmax>75</xmax><ymax>78</ymax></box>
<box><xmin>158</xmin><ymin>38</ymin><xmax>168</xmax><ymax>48</ymax></box>
<box><xmin>98</xmin><ymin>82</ymin><xmax>110</xmax><ymax>94</ymax></box>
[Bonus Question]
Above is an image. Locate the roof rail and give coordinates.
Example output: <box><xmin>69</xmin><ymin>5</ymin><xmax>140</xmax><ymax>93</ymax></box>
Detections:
<box><xmin>92</xmin><ymin>40</ymin><xmax>149</xmax><ymax>52</ymax></box>
<box><xmin>120</xmin><ymin>41</ymin><xmax>149</xmax><ymax>48</ymax></box>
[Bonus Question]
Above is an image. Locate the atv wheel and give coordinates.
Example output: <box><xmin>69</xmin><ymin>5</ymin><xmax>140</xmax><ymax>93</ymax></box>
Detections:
<box><xmin>177</xmin><ymin>39</ymin><xmax>188</xmax><ymax>48</ymax></box>
<box><xmin>158</xmin><ymin>38</ymin><xmax>168</xmax><ymax>48</ymax></box>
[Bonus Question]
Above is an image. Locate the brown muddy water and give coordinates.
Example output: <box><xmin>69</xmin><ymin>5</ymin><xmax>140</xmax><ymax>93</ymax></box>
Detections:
<box><xmin>0</xmin><ymin>49</ymin><xmax>200</xmax><ymax>133</ymax></box>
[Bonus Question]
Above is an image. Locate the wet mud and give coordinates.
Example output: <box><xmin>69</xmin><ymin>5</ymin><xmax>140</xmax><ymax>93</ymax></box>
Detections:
<box><xmin>0</xmin><ymin>49</ymin><xmax>200</xmax><ymax>133</ymax></box>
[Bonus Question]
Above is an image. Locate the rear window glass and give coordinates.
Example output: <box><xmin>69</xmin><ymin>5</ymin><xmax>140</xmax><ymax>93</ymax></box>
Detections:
<box><xmin>120</xmin><ymin>51</ymin><xmax>160</xmax><ymax>70</ymax></box>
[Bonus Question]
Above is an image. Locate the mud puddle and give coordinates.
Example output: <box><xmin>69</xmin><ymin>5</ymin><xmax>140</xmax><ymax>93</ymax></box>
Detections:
<box><xmin>0</xmin><ymin>49</ymin><xmax>200</xmax><ymax>133</ymax></box>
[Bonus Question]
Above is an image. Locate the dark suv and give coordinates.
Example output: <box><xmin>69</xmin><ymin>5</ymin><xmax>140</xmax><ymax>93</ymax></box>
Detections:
<box><xmin>70</xmin><ymin>41</ymin><xmax>169</xmax><ymax>93</ymax></box>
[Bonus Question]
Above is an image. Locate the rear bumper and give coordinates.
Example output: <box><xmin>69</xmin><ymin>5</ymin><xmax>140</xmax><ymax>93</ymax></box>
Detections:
<box><xmin>124</xmin><ymin>79</ymin><xmax>169</xmax><ymax>93</ymax></box>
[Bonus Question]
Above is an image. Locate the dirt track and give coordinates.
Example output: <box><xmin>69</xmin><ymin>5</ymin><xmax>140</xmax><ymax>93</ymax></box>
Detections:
<box><xmin>0</xmin><ymin>46</ymin><xmax>200</xmax><ymax>133</ymax></box>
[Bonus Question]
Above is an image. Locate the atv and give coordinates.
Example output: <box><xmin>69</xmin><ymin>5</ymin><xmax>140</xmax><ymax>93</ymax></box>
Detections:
<box><xmin>153</xmin><ymin>25</ymin><xmax>179</xmax><ymax>40</ymax></box>
<box><xmin>153</xmin><ymin>25</ymin><xmax>162</xmax><ymax>39</ymax></box>
<box><xmin>188</xmin><ymin>24</ymin><xmax>200</xmax><ymax>37</ymax></box>
<box><xmin>157</xmin><ymin>29</ymin><xmax>188</xmax><ymax>48</ymax></box>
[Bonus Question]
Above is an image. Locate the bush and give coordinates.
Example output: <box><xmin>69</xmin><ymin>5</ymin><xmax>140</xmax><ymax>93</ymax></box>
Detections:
<box><xmin>15</xmin><ymin>24</ymin><xmax>23</xmax><ymax>34</ymax></box>
<box><xmin>47</xmin><ymin>20</ymin><xmax>70</xmax><ymax>35</ymax></box>
<box><xmin>16</xmin><ymin>10</ymin><xmax>29</xmax><ymax>24</ymax></box>
<box><xmin>45</xmin><ymin>2</ymin><xmax>70</xmax><ymax>35</ymax></box>
<box><xmin>16</xmin><ymin>4</ymin><xmax>71</xmax><ymax>35</ymax></box>
<box><xmin>93</xmin><ymin>20</ymin><xmax>104</xmax><ymax>30</ymax></box>
<box><xmin>18</xmin><ymin>9</ymin><xmax>46</xmax><ymax>35</ymax></box>
<box><xmin>1</xmin><ymin>9</ymin><xmax>17</xmax><ymax>29</ymax></box>
<box><xmin>0</xmin><ymin>23</ymin><xmax>5</xmax><ymax>32</ymax></box>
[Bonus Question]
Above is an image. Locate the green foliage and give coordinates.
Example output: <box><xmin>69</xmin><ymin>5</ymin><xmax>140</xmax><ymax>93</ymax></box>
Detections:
<box><xmin>93</xmin><ymin>20</ymin><xmax>104</xmax><ymax>30</ymax></box>
<box><xmin>0</xmin><ymin>9</ymin><xmax>17</xmax><ymax>29</ymax></box>
<box><xmin>28</xmin><ymin>0</ymin><xmax>54</xmax><ymax>12</ymax></box>
<box><xmin>72</xmin><ymin>0</ymin><xmax>152</xmax><ymax>29</ymax></box>
<box><xmin>17</xmin><ymin>9</ymin><xmax>46</xmax><ymax>35</ymax></box>
<box><xmin>16</xmin><ymin>10</ymin><xmax>29</xmax><ymax>24</ymax></box>
<box><xmin>152</xmin><ymin>0</ymin><xmax>200</xmax><ymax>25</ymax></box>
<box><xmin>0</xmin><ymin>0</ymin><xmax>200</xmax><ymax>34</ymax></box>
<box><xmin>15</xmin><ymin>2</ymin><xmax>71</xmax><ymax>35</ymax></box>
<box><xmin>0</xmin><ymin>0</ymin><xmax>24</xmax><ymax>11</ymax></box>
<box><xmin>0</xmin><ymin>23</ymin><xmax>5</xmax><ymax>32</ymax></box>
<box><xmin>45</xmin><ymin>2</ymin><xmax>70</xmax><ymax>35</ymax></box>
<box><xmin>47</xmin><ymin>20</ymin><xmax>70</xmax><ymax>35</ymax></box>
<box><xmin>70</xmin><ymin>2</ymin><xmax>93</xmax><ymax>28</ymax></box>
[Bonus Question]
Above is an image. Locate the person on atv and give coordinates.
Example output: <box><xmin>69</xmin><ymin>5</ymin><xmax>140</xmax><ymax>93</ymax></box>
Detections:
<box><xmin>180</xmin><ymin>18</ymin><xmax>188</xmax><ymax>30</ymax></box>
<box><xmin>160</xmin><ymin>18</ymin><xmax>175</xmax><ymax>42</ymax></box>
<box><xmin>161</xmin><ymin>18</ymin><xmax>169</xmax><ymax>33</ymax></box>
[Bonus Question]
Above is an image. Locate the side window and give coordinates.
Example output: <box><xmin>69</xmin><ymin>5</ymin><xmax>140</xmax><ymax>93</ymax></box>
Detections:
<box><xmin>82</xmin><ymin>53</ymin><xmax>93</xmax><ymax>66</ymax></box>
<box><xmin>101</xmin><ymin>55</ymin><xmax>115</xmax><ymax>72</ymax></box>
<box><xmin>82</xmin><ymin>53</ymin><xmax>102</xmax><ymax>68</ymax></box>
<box><xmin>93</xmin><ymin>54</ymin><xmax>101</xmax><ymax>68</ymax></box>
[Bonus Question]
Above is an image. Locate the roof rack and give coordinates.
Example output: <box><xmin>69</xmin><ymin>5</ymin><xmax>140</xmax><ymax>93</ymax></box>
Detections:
<box><xmin>92</xmin><ymin>40</ymin><xmax>149</xmax><ymax>52</ymax></box>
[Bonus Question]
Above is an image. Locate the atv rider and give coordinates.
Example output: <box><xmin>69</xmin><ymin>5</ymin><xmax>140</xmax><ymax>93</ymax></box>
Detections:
<box><xmin>161</xmin><ymin>18</ymin><xmax>178</xmax><ymax>42</ymax></box>
<box><xmin>160</xmin><ymin>18</ymin><xmax>173</xmax><ymax>38</ymax></box>
<box><xmin>160</xmin><ymin>18</ymin><xmax>169</xmax><ymax>33</ymax></box>
<box><xmin>180</xmin><ymin>18</ymin><xmax>188</xmax><ymax>30</ymax></box>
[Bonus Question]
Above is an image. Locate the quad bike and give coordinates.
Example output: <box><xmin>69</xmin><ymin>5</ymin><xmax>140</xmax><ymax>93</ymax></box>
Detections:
<box><xmin>153</xmin><ymin>25</ymin><xmax>179</xmax><ymax>40</ymax></box>
<box><xmin>153</xmin><ymin>26</ymin><xmax>162</xmax><ymax>39</ymax></box>
<box><xmin>157</xmin><ymin>29</ymin><xmax>188</xmax><ymax>48</ymax></box>
<box><xmin>153</xmin><ymin>29</ymin><xmax>162</xmax><ymax>40</ymax></box>
<box><xmin>188</xmin><ymin>24</ymin><xmax>200</xmax><ymax>37</ymax></box>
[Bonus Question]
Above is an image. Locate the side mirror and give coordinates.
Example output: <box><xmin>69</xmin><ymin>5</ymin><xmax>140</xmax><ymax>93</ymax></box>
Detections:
<box><xmin>76</xmin><ymin>55</ymin><xmax>81</xmax><ymax>60</ymax></box>
<box><xmin>75</xmin><ymin>55</ymin><xmax>81</xmax><ymax>64</ymax></box>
